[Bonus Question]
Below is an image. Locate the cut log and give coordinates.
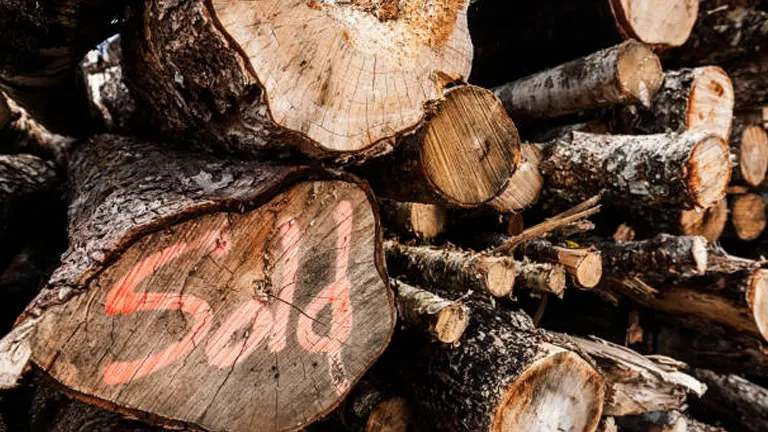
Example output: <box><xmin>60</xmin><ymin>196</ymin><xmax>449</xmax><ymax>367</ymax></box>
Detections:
<box><xmin>360</xmin><ymin>85</ymin><xmax>521</xmax><ymax>207</ymax></box>
<box><xmin>691</xmin><ymin>369</ymin><xmax>768</xmax><ymax>432</ymax></box>
<box><xmin>593</xmin><ymin>234</ymin><xmax>709</xmax><ymax>281</ymax></box>
<box><xmin>489</xmin><ymin>143</ymin><xmax>544</xmax><ymax>213</ymax></box>
<box><xmin>519</xmin><ymin>239</ymin><xmax>603</xmax><ymax>289</ymax></box>
<box><xmin>616</xmin><ymin>67</ymin><xmax>735</xmax><ymax>141</ymax></box>
<box><xmin>468</xmin><ymin>0</ymin><xmax>698</xmax><ymax>87</ymax></box>
<box><xmin>400</xmin><ymin>297</ymin><xmax>604</xmax><ymax>431</ymax></box>
<box><xmin>384</xmin><ymin>240</ymin><xmax>515</xmax><ymax>298</ymax></box>
<box><xmin>393</xmin><ymin>279</ymin><xmax>470</xmax><ymax>344</ymax></box>
<box><xmin>0</xmin><ymin>0</ymin><xmax>121</xmax><ymax>136</ymax></box>
<box><xmin>539</xmin><ymin>131</ymin><xmax>731</xmax><ymax>210</ymax></box>
<box><xmin>0</xmin><ymin>94</ymin><xmax>74</xmax><ymax>165</ymax></box>
<box><xmin>727</xmin><ymin>192</ymin><xmax>766</xmax><ymax>241</ymax></box>
<box><xmin>333</xmin><ymin>377</ymin><xmax>412</xmax><ymax>432</ymax></box>
<box><xmin>123</xmin><ymin>0</ymin><xmax>474</xmax><ymax>157</ymax></box>
<box><xmin>379</xmin><ymin>200</ymin><xmax>447</xmax><ymax>242</ymax></box>
<box><xmin>0</xmin><ymin>135</ymin><xmax>395</xmax><ymax>432</ymax></box>
<box><xmin>629</xmin><ymin>199</ymin><xmax>729</xmax><ymax>242</ymax></box>
<box><xmin>514</xmin><ymin>261</ymin><xmax>567</xmax><ymax>298</ymax></box>
<box><xmin>567</xmin><ymin>336</ymin><xmax>705</xmax><ymax>416</ymax></box>
<box><xmin>493</xmin><ymin>41</ymin><xmax>663</xmax><ymax>120</ymax></box>
<box><xmin>729</xmin><ymin>118</ymin><xmax>768</xmax><ymax>187</ymax></box>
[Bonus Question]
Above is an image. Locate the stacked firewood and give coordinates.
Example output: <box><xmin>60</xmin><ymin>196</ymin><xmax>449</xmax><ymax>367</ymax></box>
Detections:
<box><xmin>0</xmin><ymin>0</ymin><xmax>768</xmax><ymax>431</ymax></box>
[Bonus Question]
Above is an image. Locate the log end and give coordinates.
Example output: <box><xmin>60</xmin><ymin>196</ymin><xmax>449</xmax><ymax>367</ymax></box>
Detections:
<box><xmin>747</xmin><ymin>270</ymin><xmax>768</xmax><ymax>343</ymax></box>
<box><xmin>365</xmin><ymin>396</ymin><xmax>413</xmax><ymax>432</ymax></box>
<box><xmin>490</xmin><ymin>143</ymin><xmax>544</xmax><ymax>213</ymax></box>
<box><xmin>680</xmin><ymin>199</ymin><xmax>728</xmax><ymax>242</ymax></box>
<box><xmin>210</xmin><ymin>0</ymin><xmax>473</xmax><ymax>153</ymax></box>
<box><xmin>731</xmin><ymin>193</ymin><xmax>767</xmax><ymax>241</ymax></box>
<box><xmin>574</xmin><ymin>252</ymin><xmax>603</xmax><ymax>289</ymax></box>
<box><xmin>482</xmin><ymin>257</ymin><xmax>517</xmax><ymax>297</ymax></box>
<box><xmin>687</xmin><ymin>134</ymin><xmax>731</xmax><ymax>209</ymax></box>
<box><xmin>737</xmin><ymin>126</ymin><xmax>768</xmax><ymax>187</ymax></box>
<box><xmin>432</xmin><ymin>303</ymin><xmax>470</xmax><ymax>344</ymax></box>
<box><xmin>691</xmin><ymin>236</ymin><xmax>709</xmax><ymax>275</ymax></box>
<box><xmin>421</xmin><ymin>85</ymin><xmax>521</xmax><ymax>206</ymax></box>
<box><xmin>611</xmin><ymin>0</ymin><xmax>699</xmax><ymax>47</ymax></box>
<box><xmin>409</xmin><ymin>203</ymin><xmax>448</xmax><ymax>240</ymax></box>
<box><xmin>493</xmin><ymin>346</ymin><xmax>604</xmax><ymax>432</ymax></box>
<box><xmin>687</xmin><ymin>67</ymin><xmax>735</xmax><ymax>141</ymax></box>
<box><xmin>616</xmin><ymin>40</ymin><xmax>664</xmax><ymax>107</ymax></box>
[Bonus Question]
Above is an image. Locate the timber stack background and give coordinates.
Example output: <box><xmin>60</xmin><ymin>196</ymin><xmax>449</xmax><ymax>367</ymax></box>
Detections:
<box><xmin>1</xmin><ymin>0</ymin><xmax>768</xmax><ymax>431</ymax></box>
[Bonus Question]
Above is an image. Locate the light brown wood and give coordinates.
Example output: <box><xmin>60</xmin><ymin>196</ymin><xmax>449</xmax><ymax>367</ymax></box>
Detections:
<box><xmin>610</xmin><ymin>0</ymin><xmax>699</xmax><ymax>47</ymax></box>
<box><xmin>379</xmin><ymin>200</ymin><xmax>447</xmax><ymax>242</ymax></box>
<box><xmin>730</xmin><ymin>193</ymin><xmax>767</xmax><ymax>241</ymax></box>
<box><xmin>514</xmin><ymin>261</ymin><xmax>567</xmax><ymax>298</ymax></box>
<box><xmin>365</xmin><ymin>396</ymin><xmax>412</xmax><ymax>432</ymax></box>
<box><xmin>393</xmin><ymin>279</ymin><xmax>469</xmax><ymax>344</ymax></box>
<box><xmin>490</xmin><ymin>143</ymin><xmax>543</xmax><ymax>213</ymax></box>
<box><xmin>521</xmin><ymin>240</ymin><xmax>603</xmax><ymax>289</ymax></box>
<box><xmin>680</xmin><ymin>200</ymin><xmax>729</xmax><ymax>242</ymax></box>
<box><xmin>735</xmin><ymin>125</ymin><xmax>768</xmax><ymax>187</ymax></box>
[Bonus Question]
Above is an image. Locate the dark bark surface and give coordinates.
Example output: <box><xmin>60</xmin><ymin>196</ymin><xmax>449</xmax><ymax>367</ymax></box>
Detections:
<box><xmin>691</xmin><ymin>369</ymin><xmax>768</xmax><ymax>432</ymax></box>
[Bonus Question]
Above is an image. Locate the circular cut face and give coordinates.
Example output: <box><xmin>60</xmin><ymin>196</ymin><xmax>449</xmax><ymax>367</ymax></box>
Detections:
<box><xmin>680</xmin><ymin>199</ymin><xmax>728</xmax><ymax>242</ymax></box>
<box><xmin>687</xmin><ymin>134</ymin><xmax>730</xmax><ymax>209</ymax></box>
<box><xmin>748</xmin><ymin>270</ymin><xmax>768</xmax><ymax>343</ymax></box>
<box><xmin>211</xmin><ymin>0</ymin><xmax>473</xmax><ymax>152</ymax></box>
<box><xmin>612</xmin><ymin>0</ymin><xmax>698</xmax><ymax>47</ymax></box>
<box><xmin>739</xmin><ymin>126</ymin><xmax>768</xmax><ymax>187</ymax></box>
<box><xmin>28</xmin><ymin>181</ymin><xmax>393</xmax><ymax>432</ymax></box>
<box><xmin>687</xmin><ymin>67</ymin><xmax>735</xmax><ymax>141</ymax></box>
<box><xmin>732</xmin><ymin>193</ymin><xmax>767</xmax><ymax>241</ymax></box>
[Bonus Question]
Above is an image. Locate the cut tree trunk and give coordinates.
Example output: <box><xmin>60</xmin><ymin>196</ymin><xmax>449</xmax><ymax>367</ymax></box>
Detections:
<box><xmin>628</xmin><ymin>199</ymin><xmax>729</xmax><ymax>242</ymax></box>
<box><xmin>0</xmin><ymin>94</ymin><xmax>74</xmax><ymax>165</ymax></box>
<box><xmin>393</xmin><ymin>279</ymin><xmax>470</xmax><ymax>344</ymax></box>
<box><xmin>538</xmin><ymin>131</ymin><xmax>731</xmax><ymax>210</ymax></box>
<box><xmin>468</xmin><ymin>0</ymin><xmax>698</xmax><ymax>87</ymax></box>
<box><xmin>360</xmin><ymin>85</ymin><xmax>521</xmax><ymax>207</ymax></box>
<box><xmin>567</xmin><ymin>336</ymin><xmax>705</xmax><ymax>416</ymax></box>
<box><xmin>691</xmin><ymin>369</ymin><xmax>768</xmax><ymax>432</ymax></box>
<box><xmin>518</xmin><ymin>239</ymin><xmax>603</xmax><ymax>289</ymax></box>
<box><xmin>399</xmin><ymin>297</ymin><xmax>604</xmax><ymax>432</ymax></box>
<box><xmin>379</xmin><ymin>200</ymin><xmax>447</xmax><ymax>242</ymax></box>
<box><xmin>592</xmin><ymin>234</ymin><xmax>709</xmax><ymax>281</ymax></box>
<box><xmin>384</xmin><ymin>241</ymin><xmax>515</xmax><ymax>298</ymax></box>
<box><xmin>615</xmin><ymin>67</ymin><xmax>735</xmax><ymax>141</ymax></box>
<box><xmin>493</xmin><ymin>41</ymin><xmax>663</xmax><ymax>120</ymax></box>
<box><xmin>729</xmin><ymin>116</ymin><xmax>768</xmax><ymax>187</ymax></box>
<box><xmin>122</xmin><ymin>0</ymin><xmax>474</xmax><ymax>157</ymax></box>
<box><xmin>489</xmin><ymin>143</ymin><xmax>544</xmax><ymax>213</ymax></box>
<box><xmin>514</xmin><ymin>261</ymin><xmax>567</xmax><ymax>298</ymax></box>
<box><xmin>726</xmin><ymin>192</ymin><xmax>766</xmax><ymax>241</ymax></box>
<box><xmin>333</xmin><ymin>377</ymin><xmax>413</xmax><ymax>432</ymax></box>
<box><xmin>0</xmin><ymin>0</ymin><xmax>122</xmax><ymax>136</ymax></box>
<box><xmin>0</xmin><ymin>135</ymin><xmax>396</xmax><ymax>432</ymax></box>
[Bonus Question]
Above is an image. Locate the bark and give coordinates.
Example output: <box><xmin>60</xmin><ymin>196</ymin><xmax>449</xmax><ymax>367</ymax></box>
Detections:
<box><xmin>0</xmin><ymin>135</ymin><xmax>396</xmax><ymax>432</ymax></box>
<box><xmin>519</xmin><ymin>239</ymin><xmax>603</xmax><ymax>289</ymax></box>
<box><xmin>0</xmin><ymin>154</ymin><xmax>60</xmax><ymax>241</ymax></box>
<box><xmin>493</xmin><ymin>41</ymin><xmax>663</xmax><ymax>120</ymax></box>
<box><xmin>0</xmin><ymin>94</ymin><xmax>74</xmax><ymax>165</ymax></box>
<box><xmin>514</xmin><ymin>261</ymin><xmax>567</xmax><ymax>298</ymax></box>
<box><xmin>489</xmin><ymin>143</ymin><xmax>544</xmax><ymax>213</ymax></box>
<box><xmin>616</xmin><ymin>411</ymin><xmax>726</xmax><ymax>432</ymax></box>
<box><xmin>615</xmin><ymin>67</ymin><xmax>735</xmax><ymax>141</ymax></box>
<box><xmin>360</xmin><ymin>85</ymin><xmax>521</xmax><ymax>207</ymax></box>
<box><xmin>539</xmin><ymin>131</ymin><xmax>731</xmax><ymax>210</ymax></box>
<box><xmin>690</xmin><ymin>369</ymin><xmax>768</xmax><ymax>432</ymax></box>
<box><xmin>384</xmin><ymin>240</ymin><xmax>515</xmax><ymax>298</ymax></box>
<box><xmin>468</xmin><ymin>0</ymin><xmax>698</xmax><ymax>87</ymax></box>
<box><xmin>0</xmin><ymin>0</ymin><xmax>123</xmax><ymax>136</ymax></box>
<box><xmin>567</xmin><ymin>336</ymin><xmax>705</xmax><ymax>417</ymax></box>
<box><xmin>393</xmin><ymin>280</ymin><xmax>470</xmax><ymax>344</ymax></box>
<box><xmin>398</xmin><ymin>297</ymin><xmax>604</xmax><ymax>431</ymax></box>
<box><xmin>379</xmin><ymin>200</ymin><xmax>447</xmax><ymax>242</ymax></box>
<box><xmin>729</xmin><ymin>116</ymin><xmax>768</xmax><ymax>186</ymax></box>
<box><xmin>122</xmin><ymin>0</ymin><xmax>473</xmax><ymax>157</ymax></box>
<box><xmin>628</xmin><ymin>199</ymin><xmax>729</xmax><ymax>242</ymax></box>
<box><xmin>726</xmin><ymin>192</ymin><xmax>766</xmax><ymax>241</ymax></box>
<box><xmin>333</xmin><ymin>377</ymin><xmax>412</xmax><ymax>432</ymax></box>
<box><xmin>591</xmin><ymin>234</ymin><xmax>709</xmax><ymax>281</ymax></box>
<box><xmin>724</xmin><ymin>53</ymin><xmax>768</xmax><ymax>109</ymax></box>
<box><xmin>596</xmin><ymin>417</ymin><xmax>617</xmax><ymax>432</ymax></box>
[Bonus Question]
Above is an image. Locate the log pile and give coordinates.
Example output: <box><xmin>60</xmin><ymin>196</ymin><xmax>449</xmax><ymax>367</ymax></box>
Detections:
<box><xmin>1</xmin><ymin>0</ymin><xmax>768</xmax><ymax>431</ymax></box>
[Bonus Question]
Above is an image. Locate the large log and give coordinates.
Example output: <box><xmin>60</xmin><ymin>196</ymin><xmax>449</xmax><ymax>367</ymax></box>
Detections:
<box><xmin>691</xmin><ymin>369</ymin><xmax>768</xmax><ymax>432</ymax></box>
<box><xmin>0</xmin><ymin>0</ymin><xmax>122</xmax><ymax>136</ymax></box>
<box><xmin>493</xmin><ymin>41</ymin><xmax>663</xmax><ymax>121</ymax></box>
<box><xmin>468</xmin><ymin>0</ymin><xmax>698</xmax><ymax>87</ymax></box>
<box><xmin>122</xmin><ymin>0</ymin><xmax>475</xmax><ymax>157</ymax></box>
<box><xmin>0</xmin><ymin>135</ymin><xmax>395</xmax><ymax>432</ymax></box>
<box><xmin>539</xmin><ymin>131</ymin><xmax>731</xmax><ymax>210</ymax></box>
<box><xmin>615</xmin><ymin>67</ymin><xmax>735</xmax><ymax>141</ymax></box>
<box><xmin>399</xmin><ymin>297</ymin><xmax>604</xmax><ymax>431</ymax></box>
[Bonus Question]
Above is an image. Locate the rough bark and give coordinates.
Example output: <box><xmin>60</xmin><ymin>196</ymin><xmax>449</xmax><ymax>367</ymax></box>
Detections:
<box><xmin>360</xmin><ymin>85</ymin><xmax>521</xmax><ymax>207</ymax></box>
<box><xmin>0</xmin><ymin>94</ymin><xmax>74</xmax><ymax>165</ymax></box>
<box><xmin>724</xmin><ymin>53</ymin><xmax>768</xmax><ymax>109</ymax></box>
<box><xmin>539</xmin><ymin>131</ymin><xmax>731</xmax><ymax>210</ymax></box>
<box><xmin>384</xmin><ymin>240</ymin><xmax>515</xmax><ymax>298</ymax></box>
<box><xmin>379</xmin><ymin>200</ymin><xmax>447</xmax><ymax>242</ymax></box>
<box><xmin>568</xmin><ymin>336</ymin><xmax>705</xmax><ymax>417</ymax></box>
<box><xmin>514</xmin><ymin>261</ymin><xmax>567</xmax><ymax>298</ymax></box>
<box><xmin>489</xmin><ymin>143</ymin><xmax>544</xmax><ymax>213</ymax></box>
<box><xmin>122</xmin><ymin>0</ymin><xmax>474</xmax><ymax>157</ymax></box>
<box><xmin>393</xmin><ymin>279</ymin><xmax>470</xmax><ymax>344</ymax></box>
<box><xmin>726</xmin><ymin>192</ymin><xmax>766</xmax><ymax>241</ymax></box>
<box><xmin>615</xmin><ymin>67</ymin><xmax>735</xmax><ymax>141</ymax></box>
<box><xmin>0</xmin><ymin>135</ymin><xmax>395</xmax><ymax>432</ymax></box>
<box><xmin>493</xmin><ymin>41</ymin><xmax>663</xmax><ymax>120</ymax></box>
<box><xmin>0</xmin><ymin>0</ymin><xmax>123</xmax><ymax>136</ymax></box>
<box><xmin>0</xmin><ymin>154</ymin><xmax>60</xmax><ymax>241</ymax></box>
<box><xmin>519</xmin><ymin>239</ymin><xmax>603</xmax><ymax>289</ymax></box>
<box><xmin>468</xmin><ymin>0</ymin><xmax>698</xmax><ymax>87</ymax></box>
<box><xmin>690</xmin><ymin>369</ymin><xmax>768</xmax><ymax>432</ymax></box>
<box><xmin>591</xmin><ymin>234</ymin><xmax>709</xmax><ymax>281</ymax></box>
<box><xmin>399</xmin><ymin>297</ymin><xmax>604</xmax><ymax>431</ymax></box>
<box><xmin>628</xmin><ymin>199</ymin><xmax>729</xmax><ymax>242</ymax></box>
